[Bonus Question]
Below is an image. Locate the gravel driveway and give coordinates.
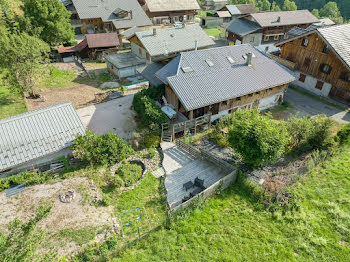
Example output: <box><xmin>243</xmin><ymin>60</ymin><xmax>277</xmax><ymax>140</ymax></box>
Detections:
<box><xmin>77</xmin><ymin>94</ymin><xmax>137</xmax><ymax>140</ymax></box>
<box><xmin>284</xmin><ymin>88</ymin><xmax>350</xmax><ymax>123</ymax></box>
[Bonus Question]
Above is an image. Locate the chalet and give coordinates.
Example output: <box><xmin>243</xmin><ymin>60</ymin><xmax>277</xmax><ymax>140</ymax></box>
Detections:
<box><xmin>155</xmin><ymin>44</ymin><xmax>296</xmax><ymax>121</ymax></box>
<box><xmin>70</xmin><ymin>0</ymin><xmax>152</xmax><ymax>35</ymax></box>
<box><xmin>203</xmin><ymin>0</ymin><xmax>228</xmax><ymax>11</ymax></box>
<box><xmin>220</xmin><ymin>4</ymin><xmax>257</xmax><ymax>19</ymax></box>
<box><xmin>139</xmin><ymin>0</ymin><xmax>200</xmax><ymax>24</ymax></box>
<box><xmin>105</xmin><ymin>24</ymin><xmax>215</xmax><ymax>79</ymax></box>
<box><xmin>226</xmin><ymin>10</ymin><xmax>319</xmax><ymax>53</ymax></box>
<box><xmin>275</xmin><ymin>24</ymin><xmax>350</xmax><ymax>104</ymax></box>
<box><xmin>58</xmin><ymin>33</ymin><xmax>120</xmax><ymax>61</ymax></box>
<box><xmin>0</xmin><ymin>103</ymin><xmax>85</xmax><ymax>178</ymax></box>
<box><xmin>287</xmin><ymin>18</ymin><xmax>335</xmax><ymax>38</ymax></box>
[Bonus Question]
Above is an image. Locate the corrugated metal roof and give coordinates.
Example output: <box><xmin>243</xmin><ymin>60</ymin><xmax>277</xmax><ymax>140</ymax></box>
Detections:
<box><xmin>225</xmin><ymin>5</ymin><xmax>240</xmax><ymax>15</ymax></box>
<box><xmin>318</xmin><ymin>24</ymin><xmax>350</xmax><ymax>69</ymax></box>
<box><xmin>72</xmin><ymin>0</ymin><xmax>152</xmax><ymax>29</ymax></box>
<box><xmin>226</xmin><ymin>18</ymin><xmax>261</xmax><ymax>36</ymax></box>
<box><xmin>120</xmin><ymin>26</ymin><xmax>143</xmax><ymax>38</ymax></box>
<box><xmin>105</xmin><ymin>52</ymin><xmax>146</xmax><ymax>69</ymax></box>
<box><xmin>85</xmin><ymin>33</ymin><xmax>120</xmax><ymax>48</ymax></box>
<box><xmin>155</xmin><ymin>44</ymin><xmax>297</xmax><ymax>111</ymax></box>
<box><xmin>0</xmin><ymin>102</ymin><xmax>85</xmax><ymax>172</ymax></box>
<box><xmin>250</xmin><ymin>10</ymin><xmax>319</xmax><ymax>27</ymax></box>
<box><xmin>145</xmin><ymin>0</ymin><xmax>200</xmax><ymax>12</ymax></box>
<box><xmin>134</xmin><ymin>24</ymin><xmax>215</xmax><ymax>57</ymax></box>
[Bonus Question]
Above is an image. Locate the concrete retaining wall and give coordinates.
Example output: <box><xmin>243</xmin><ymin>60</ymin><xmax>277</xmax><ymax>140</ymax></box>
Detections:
<box><xmin>292</xmin><ymin>72</ymin><xmax>332</xmax><ymax>97</ymax></box>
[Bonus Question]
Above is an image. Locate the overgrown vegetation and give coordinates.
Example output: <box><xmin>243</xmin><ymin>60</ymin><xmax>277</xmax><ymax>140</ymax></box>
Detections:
<box><xmin>116</xmin><ymin>163</ymin><xmax>143</xmax><ymax>187</ymax></box>
<box><xmin>0</xmin><ymin>85</ymin><xmax>26</xmax><ymax>119</ymax></box>
<box><xmin>132</xmin><ymin>85</ymin><xmax>168</xmax><ymax>133</ymax></box>
<box><xmin>72</xmin><ymin>130</ymin><xmax>133</xmax><ymax>166</ymax></box>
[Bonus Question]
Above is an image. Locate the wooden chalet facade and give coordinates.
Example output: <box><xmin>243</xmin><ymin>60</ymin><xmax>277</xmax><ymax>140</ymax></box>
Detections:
<box><xmin>276</xmin><ymin>24</ymin><xmax>350</xmax><ymax>104</ymax></box>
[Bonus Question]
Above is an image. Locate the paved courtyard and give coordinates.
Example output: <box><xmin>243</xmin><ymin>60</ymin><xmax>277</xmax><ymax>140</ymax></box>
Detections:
<box><xmin>284</xmin><ymin>88</ymin><xmax>350</xmax><ymax>123</ymax></box>
<box><xmin>77</xmin><ymin>94</ymin><xmax>137</xmax><ymax>140</ymax></box>
<box><xmin>162</xmin><ymin>142</ymin><xmax>227</xmax><ymax>209</ymax></box>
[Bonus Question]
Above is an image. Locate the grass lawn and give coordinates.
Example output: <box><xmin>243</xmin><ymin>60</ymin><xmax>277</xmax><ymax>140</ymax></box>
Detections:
<box><xmin>204</xmin><ymin>28</ymin><xmax>224</xmax><ymax>38</ymax></box>
<box><xmin>107</xmin><ymin>145</ymin><xmax>350</xmax><ymax>261</ymax></box>
<box><xmin>0</xmin><ymin>86</ymin><xmax>26</xmax><ymax>120</ymax></box>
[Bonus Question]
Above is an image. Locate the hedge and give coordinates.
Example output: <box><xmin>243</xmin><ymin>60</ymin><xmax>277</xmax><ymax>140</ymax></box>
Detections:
<box><xmin>0</xmin><ymin>172</ymin><xmax>54</xmax><ymax>192</ymax></box>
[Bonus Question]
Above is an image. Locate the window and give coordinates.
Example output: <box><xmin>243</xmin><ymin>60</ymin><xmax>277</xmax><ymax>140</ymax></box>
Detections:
<box><xmin>320</xmin><ymin>64</ymin><xmax>332</xmax><ymax>74</ymax></box>
<box><xmin>322</xmin><ymin>44</ymin><xmax>330</xmax><ymax>54</ymax></box>
<box><xmin>340</xmin><ymin>72</ymin><xmax>350</xmax><ymax>82</ymax></box>
<box><xmin>139</xmin><ymin>48</ymin><xmax>142</xmax><ymax>55</ymax></box>
<box><xmin>274</xmin><ymin>35</ymin><xmax>279</xmax><ymax>41</ymax></box>
<box><xmin>236</xmin><ymin>97</ymin><xmax>241</xmax><ymax>101</ymax></box>
<box><xmin>303</xmin><ymin>57</ymin><xmax>312</xmax><ymax>67</ymax></box>
<box><xmin>287</xmin><ymin>52</ymin><xmax>295</xmax><ymax>62</ymax></box>
<box><xmin>315</xmin><ymin>80</ymin><xmax>324</xmax><ymax>90</ymax></box>
<box><xmin>248</xmin><ymin>94</ymin><xmax>253</xmax><ymax>97</ymax></box>
<box><xmin>299</xmin><ymin>73</ymin><xmax>306</xmax><ymax>83</ymax></box>
<box><xmin>265</xmin><ymin>46</ymin><xmax>269</xmax><ymax>52</ymax></box>
<box><xmin>264</xmin><ymin>35</ymin><xmax>270</xmax><ymax>41</ymax></box>
<box><xmin>222</xmin><ymin>100</ymin><xmax>228</xmax><ymax>106</ymax></box>
<box><xmin>146</xmin><ymin>53</ymin><xmax>150</xmax><ymax>61</ymax></box>
<box><xmin>284</xmin><ymin>34</ymin><xmax>289</xmax><ymax>40</ymax></box>
<box><xmin>301</xmin><ymin>38</ymin><xmax>309</xmax><ymax>47</ymax></box>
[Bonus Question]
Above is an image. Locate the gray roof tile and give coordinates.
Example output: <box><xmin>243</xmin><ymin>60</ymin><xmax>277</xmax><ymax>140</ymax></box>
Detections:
<box><xmin>226</xmin><ymin>18</ymin><xmax>261</xmax><ymax>36</ymax></box>
<box><xmin>156</xmin><ymin>44</ymin><xmax>297</xmax><ymax>111</ymax></box>
<box><xmin>0</xmin><ymin>102</ymin><xmax>85</xmax><ymax>172</ymax></box>
<box><xmin>134</xmin><ymin>24</ymin><xmax>215</xmax><ymax>57</ymax></box>
<box><xmin>145</xmin><ymin>0</ymin><xmax>200</xmax><ymax>12</ymax></box>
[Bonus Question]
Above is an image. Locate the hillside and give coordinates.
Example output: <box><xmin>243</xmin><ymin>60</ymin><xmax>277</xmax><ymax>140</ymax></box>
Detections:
<box><xmin>108</xmin><ymin>144</ymin><xmax>350</xmax><ymax>261</ymax></box>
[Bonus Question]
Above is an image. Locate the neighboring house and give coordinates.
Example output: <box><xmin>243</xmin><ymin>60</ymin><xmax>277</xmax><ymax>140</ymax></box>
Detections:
<box><xmin>275</xmin><ymin>24</ymin><xmax>350</xmax><ymax>104</ymax></box>
<box><xmin>287</xmin><ymin>18</ymin><xmax>335</xmax><ymax>38</ymax></box>
<box><xmin>155</xmin><ymin>44</ymin><xmax>296</xmax><ymax>121</ymax></box>
<box><xmin>140</xmin><ymin>0</ymin><xmax>200</xmax><ymax>24</ymax></box>
<box><xmin>226</xmin><ymin>10</ymin><xmax>319</xmax><ymax>53</ymax></box>
<box><xmin>60</xmin><ymin>0</ymin><xmax>82</xmax><ymax>34</ymax></box>
<box><xmin>58</xmin><ymin>33</ymin><xmax>120</xmax><ymax>61</ymax></box>
<box><xmin>204</xmin><ymin>0</ymin><xmax>228</xmax><ymax>11</ymax></box>
<box><xmin>220</xmin><ymin>4</ymin><xmax>257</xmax><ymax>19</ymax></box>
<box><xmin>70</xmin><ymin>0</ymin><xmax>152</xmax><ymax>34</ymax></box>
<box><xmin>105</xmin><ymin>24</ymin><xmax>215</xmax><ymax>79</ymax></box>
<box><xmin>0</xmin><ymin>102</ymin><xmax>85</xmax><ymax>178</ymax></box>
<box><xmin>105</xmin><ymin>52</ymin><xmax>146</xmax><ymax>79</ymax></box>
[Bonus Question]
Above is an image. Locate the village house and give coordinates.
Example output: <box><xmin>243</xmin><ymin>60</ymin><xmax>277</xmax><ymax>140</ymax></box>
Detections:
<box><xmin>138</xmin><ymin>0</ymin><xmax>200</xmax><ymax>24</ymax></box>
<box><xmin>155</xmin><ymin>44</ymin><xmax>296</xmax><ymax>122</ymax></box>
<box><xmin>275</xmin><ymin>24</ymin><xmax>350</xmax><ymax>105</ymax></box>
<box><xmin>225</xmin><ymin>10</ymin><xmax>319</xmax><ymax>53</ymax></box>
<box><xmin>203</xmin><ymin>0</ymin><xmax>228</xmax><ymax>11</ymax></box>
<box><xmin>0</xmin><ymin>103</ymin><xmax>85</xmax><ymax>178</ymax></box>
<box><xmin>57</xmin><ymin>33</ymin><xmax>120</xmax><ymax>61</ymax></box>
<box><xmin>105</xmin><ymin>24</ymin><xmax>215</xmax><ymax>79</ymax></box>
<box><xmin>70</xmin><ymin>0</ymin><xmax>152</xmax><ymax>35</ymax></box>
<box><xmin>202</xmin><ymin>4</ymin><xmax>257</xmax><ymax>28</ymax></box>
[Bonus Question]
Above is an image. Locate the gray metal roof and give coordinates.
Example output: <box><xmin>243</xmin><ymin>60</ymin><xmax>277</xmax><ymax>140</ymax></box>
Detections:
<box><xmin>0</xmin><ymin>102</ymin><xmax>85</xmax><ymax>172</ymax></box>
<box><xmin>155</xmin><ymin>44</ymin><xmax>296</xmax><ymax>111</ymax></box>
<box><xmin>226</xmin><ymin>18</ymin><xmax>261</xmax><ymax>36</ymax></box>
<box><xmin>145</xmin><ymin>0</ymin><xmax>200</xmax><ymax>12</ymax></box>
<box><xmin>250</xmin><ymin>10</ymin><xmax>319</xmax><ymax>27</ymax></box>
<box><xmin>318</xmin><ymin>24</ymin><xmax>350</xmax><ymax>69</ymax></box>
<box><xmin>134</xmin><ymin>24</ymin><xmax>215</xmax><ymax>57</ymax></box>
<box><xmin>105</xmin><ymin>52</ymin><xmax>146</xmax><ymax>69</ymax></box>
<box><xmin>120</xmin><ymin>26</ymin><xmax>143</xmax><ymax>39</ymax></box>
<box><xmin>226</xmin><ymin>4</ymin><xmax>257</xmax><ymax>16</ymax></box>
<box><xmin>72</xmin><ymin>0</ymin><xmax>152</xmax><ymax>29</ymax></box>
<box><xmin>137</xmin><ymin>62</ymin><xmax>164</xmax><ymax>86</ymax></box>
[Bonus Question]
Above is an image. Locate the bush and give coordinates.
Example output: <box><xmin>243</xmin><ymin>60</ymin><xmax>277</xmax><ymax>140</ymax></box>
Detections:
<box><xmin>144</xmin><ymin>134</ymin><xmax>161</xmax><ymax>148</ymax></box>
<box><xmin>286</xmin><ymin>115</ymin><xmax>334</xmax><ymax>153</ymax></box>
<box><xmin>72</xmin><ymin>130</ymin><xmax>133</xmax><ymax>166</ymax></box>
<box><xmin>117</xmin><ymin>163</ymin><xmax>142</xmax><ymax>187</ymax></box>
<box><xmin>228</xmin><ymin>109</ymin><xmax>290</xmax><ymax>168</ymax></box>
<box><xmin>148</xmin><ymin>148</ymin><xmax>156</xmax><ymax>159</ymax></box>
<box><xmin>112</xmin><ymin>175</ymin><xmax>124</xmax><ymax>189</ymax></box>
<box><xmin>337</xmin><ymin>123</ymin><xmax>350</xmax><ymax>144</ymax></box>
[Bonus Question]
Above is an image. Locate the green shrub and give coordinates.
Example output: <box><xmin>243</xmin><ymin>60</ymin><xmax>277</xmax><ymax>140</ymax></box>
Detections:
<box><xmin>112</xmin><ymin>175</ymin><xmax>124</xmax><ymax>189</ymax></box>
<box><xmin>148</xmin><ymin>148</ymin><xmax>156</xmax><ymax>159</ymax></box>
<box><xmin>72</xmin><ymin>130</ymin><xmax>133</xmax><ymax>166</ymax></box>
<box><xmin>144</xmin><ymin>84</ymin><xmax>165</xmax><ymax>100</ymax></box>
<box><xmin>337</xmin><ymin>123</ymin><xmax>350</xmax><ymax>144</ymax></box>
<box><xmin>117</xmin><ymin>163</ymin><xmax>142</xmax><ymax>187</ymax></box>
<box><xmin>144</xmin><ymin>134</ymin><xmax>161</xmax><ymax>148</ymax></box>
<box><xmin>228</xmin><ymin>109</ymin><xmax>290</xmax><ymax>168</ymax></box>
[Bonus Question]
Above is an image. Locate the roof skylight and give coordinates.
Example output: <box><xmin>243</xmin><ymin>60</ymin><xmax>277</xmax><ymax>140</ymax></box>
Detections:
<box><xmin>181</xmin><ymin>66</ymin><xmax>194</xmax><ymax>73</ymax></box>
<box><xmin>205</xmin><ymin>59</ymin><xmax>214</xmax><ymax>67</ymax></box>
<box><xmin>227</xmin><ymin>56</ymin><xmax>235</xmax><ymax>64</ymax></box>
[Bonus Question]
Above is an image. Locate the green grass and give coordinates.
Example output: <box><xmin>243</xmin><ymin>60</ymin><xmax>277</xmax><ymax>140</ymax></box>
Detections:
<box><xmin>58</xmin><ymin>227</ymin><xmax>105</xmax><ymax>246</ymax></box>
<box><xmin>0</xmin><ymin>86</ymin><xmax>26</xmax><ymax>120</ymax></box>
<box><xmin>204</xmin><ymin>28</ymin><xmax>224</xmax><ymax>38</ymax></box>
<box><xmin>289</xmin><ymin>85</ymin><xmax>347</xmax><ymax>111</ymax></box>
<box><xmin>106</xmin><ymin>145</ymin><xmax>350</xmax><ymax>261</ymax></box>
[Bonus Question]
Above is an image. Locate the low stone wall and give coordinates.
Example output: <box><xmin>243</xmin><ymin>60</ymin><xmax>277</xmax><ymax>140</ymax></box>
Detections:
<box><xmin>95</xmin><ymin>90</ymin><xmax>121</xmax><ymax>103</ymax></box>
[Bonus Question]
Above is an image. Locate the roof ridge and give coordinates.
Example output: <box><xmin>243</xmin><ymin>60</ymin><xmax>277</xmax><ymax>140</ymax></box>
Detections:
<box><xmin>0</xmin><ymin>102</ymin><xmax>73</xmax><ymax>125</ymax></box>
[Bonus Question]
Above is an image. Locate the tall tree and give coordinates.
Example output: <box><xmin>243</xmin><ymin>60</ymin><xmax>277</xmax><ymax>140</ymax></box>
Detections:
<box><xmin>0</xmin><ymin>26</ymin><xmax>50</xmax><ymax>97</ymax></box>
<box><xmin>20</xmin><ymin>0</ymin><xmax>74</xmax><ymax>46</ymax></box>
<box><xmin>320</xmin><ymin>1</ymin><xmax>343</xmax><ymax>23</ymax></box>
<box><xmin>271</xmin><ymin>1</ymin><xmax>282</xmax><ymax>11</ymax></box>
<box><xmin>282</xmin><ymin>0</ymin><xmax>298</xmax><ymax>11</ymax></box>
<box><xmin>258</xmin><ymin>0</ymin><xmax>271</xmax><ymax>11</ymax></box>
<box><xmin>312</xmin><ymin>9</ymin><xmax>320</xmax><ymax>18</ymax></box>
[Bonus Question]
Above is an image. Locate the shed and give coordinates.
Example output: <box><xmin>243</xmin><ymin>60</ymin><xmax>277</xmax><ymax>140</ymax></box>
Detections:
<box><xmin>105</xmin><ymin>52</ymin><xmax>146</xmax><ymax>79</ymax></box>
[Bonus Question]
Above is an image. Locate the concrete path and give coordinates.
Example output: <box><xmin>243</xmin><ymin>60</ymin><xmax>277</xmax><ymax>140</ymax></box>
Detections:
<box><xmin>161</xmin><ymin>142</ymin><xmax>226</xmax><ymax>209</ymax></box>
<box><xmin>77</xmin><ymin>94</ymin><xmax>137</xmax><ymax>140</ymax></box>
<box><xmin>284</xmin><ymin>88</ymin><xmax>350</xmax><ymax>123</ymax></box>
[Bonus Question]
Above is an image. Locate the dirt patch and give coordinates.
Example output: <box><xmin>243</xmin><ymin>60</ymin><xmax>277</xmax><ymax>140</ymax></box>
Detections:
<box><xmin>26</xmin><ymin>84</ymin><xmax>100</xmax><ymax>110</ymax></box>
<box><xmin>0</xmin><ymin>177</ymin><xmax>114</xmax><ymax>258</ymax></box>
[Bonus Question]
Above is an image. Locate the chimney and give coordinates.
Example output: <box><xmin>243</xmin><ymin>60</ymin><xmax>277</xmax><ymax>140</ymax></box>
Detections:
<box><xmin>276</xmin><ymin>16</ymin><xmax>281</xmax><ymax>22</ymax></box>
<box><xmin>246</xmin><ymin>52</ymin><xmax>253</xmax><ymax>66</ymax></box>
<box><xmin>194</xmin><ymin>40</ymin><xmax>198</xmax><ymax>51</ymax></box>
<box><xmin>153</xmin><ymin>28</ymin><xmax>157</xmax><ymax>36</ymax></box>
